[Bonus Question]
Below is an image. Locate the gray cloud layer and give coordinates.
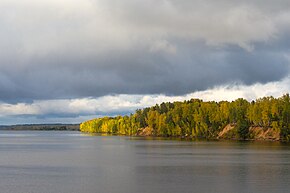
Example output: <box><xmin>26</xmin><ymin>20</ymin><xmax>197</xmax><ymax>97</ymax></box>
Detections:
<box><xmin>0</xmin><ymin>0</ymin><xmax>290</xmax><ymax>102</ymax></box>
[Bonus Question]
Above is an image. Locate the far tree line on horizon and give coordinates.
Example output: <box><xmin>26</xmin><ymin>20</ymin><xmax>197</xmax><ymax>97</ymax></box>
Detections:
<box><xmin>80</xmin><ymin>94</ymin><xmax>290</xmax><ymax>141</ymax></box>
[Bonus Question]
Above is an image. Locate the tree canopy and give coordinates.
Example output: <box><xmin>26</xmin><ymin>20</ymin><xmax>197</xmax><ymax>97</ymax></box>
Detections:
<box><xmin>80</xmin><ymin>94</ymin><xmax>290</xmax><ymax>141</ymax></box>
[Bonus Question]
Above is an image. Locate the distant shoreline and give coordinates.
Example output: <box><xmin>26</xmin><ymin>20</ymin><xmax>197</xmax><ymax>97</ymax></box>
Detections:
<box><xmin>0</xmin><ymin>124</ymin><xmax>80</xmax><ymax>131</ymax></box>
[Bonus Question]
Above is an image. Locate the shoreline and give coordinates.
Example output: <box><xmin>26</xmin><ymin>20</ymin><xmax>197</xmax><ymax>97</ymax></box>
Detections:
<box><xmin>80</xmin><ymin>131</ymin><xmax>287</xmax><ymax>142</ymax></box>
<box><xmin>0</xmin><ymin>126</ymin><xmax>287</xmax><ymax>142</ymax></box>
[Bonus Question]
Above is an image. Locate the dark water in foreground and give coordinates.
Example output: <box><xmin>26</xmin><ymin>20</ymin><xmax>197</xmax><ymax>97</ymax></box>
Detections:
<box><xmin>0</xmin><ymin>131</ymin><xmax>290</xmax><ymax>193</ymax></box>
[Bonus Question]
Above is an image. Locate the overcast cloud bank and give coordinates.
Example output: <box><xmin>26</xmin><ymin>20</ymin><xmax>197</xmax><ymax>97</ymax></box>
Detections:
<box><xmin>0</xmin><ymin>0</ymin><xmax>290</xmax><ymax>124</ymax></box>
<box><xmin>1</xmin><ymin>76</ymin><xmax>290</xmax><ymax>125</ymax></box>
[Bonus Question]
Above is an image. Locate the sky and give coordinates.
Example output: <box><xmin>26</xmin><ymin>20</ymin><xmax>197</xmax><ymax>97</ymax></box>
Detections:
<box><xmin>0</xmin><ymin>0</ymin><xmax>290</xmax><ymax>125</ymax></box>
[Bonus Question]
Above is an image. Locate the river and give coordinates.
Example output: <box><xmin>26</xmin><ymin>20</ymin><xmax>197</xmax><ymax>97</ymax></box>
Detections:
<box><xmin>0</xmin><ymin>130</ymin><xmax>289</xmax><ymax>193</ymax></box>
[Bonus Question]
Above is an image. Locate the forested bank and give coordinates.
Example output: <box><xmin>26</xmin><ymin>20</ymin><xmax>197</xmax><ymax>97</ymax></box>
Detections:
<box><xmin>80</xmin><ymin>94</ymin><xmax>290</xmax><ymax>141</ymax></box>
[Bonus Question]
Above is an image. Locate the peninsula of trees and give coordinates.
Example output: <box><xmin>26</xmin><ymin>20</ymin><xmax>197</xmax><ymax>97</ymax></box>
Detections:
<box><xmin>80</xmin><ymin>94</ymin><xmax>290</xmax><ymax>141</ymax></box>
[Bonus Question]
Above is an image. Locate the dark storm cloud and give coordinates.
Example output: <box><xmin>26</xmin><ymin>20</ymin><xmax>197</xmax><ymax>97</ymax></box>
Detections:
<box><xmin>1</xmin><ymin>40</ymin><xmax>288</xmax><ymax>103</ymax></box>
<box><xmin>0</xmin><ymin>0</ymin><xmax>290</xmax><ymax>102</ymax></box>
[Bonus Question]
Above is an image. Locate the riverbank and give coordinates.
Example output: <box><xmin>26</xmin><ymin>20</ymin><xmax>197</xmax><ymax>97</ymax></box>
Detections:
<box><xmin>106</xmin><ymin>124</ymin><xmax>281</xmax><ymax>142</ymax></box>
<box><xmin>80</xmin><ymin>124</ymin><xmax>283</xmax><ymax>142</ymax></box>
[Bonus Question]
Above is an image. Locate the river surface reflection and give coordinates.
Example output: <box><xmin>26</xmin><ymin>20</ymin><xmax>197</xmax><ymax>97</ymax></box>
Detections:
<box><xmin>0</xmin><ymin>130</ymin><xmax>289</xmax><ymax>193</ymax></box>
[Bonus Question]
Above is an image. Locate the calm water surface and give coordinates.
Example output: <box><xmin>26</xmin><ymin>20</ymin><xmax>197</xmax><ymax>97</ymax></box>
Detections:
<box><xmin>0</xmin><ymin>130</ymin><xmax>290</xmax><ymax>193</ymax></box>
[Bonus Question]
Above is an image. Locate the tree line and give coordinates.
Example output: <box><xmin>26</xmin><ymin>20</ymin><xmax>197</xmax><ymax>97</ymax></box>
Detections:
<box><xmin>80</xmin><ymin>94</ymin><xmax>290</xmax><ymax>141</ymax></box>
